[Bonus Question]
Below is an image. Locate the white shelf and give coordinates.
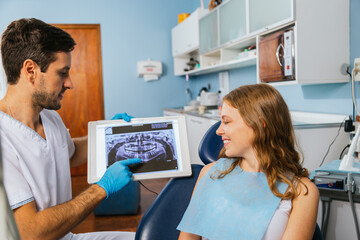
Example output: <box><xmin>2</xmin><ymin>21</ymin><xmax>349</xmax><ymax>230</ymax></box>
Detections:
<box><xmin>176</xmin><ymin>55</ymin><xmax>256</xmax><ymax>76</ymax></box>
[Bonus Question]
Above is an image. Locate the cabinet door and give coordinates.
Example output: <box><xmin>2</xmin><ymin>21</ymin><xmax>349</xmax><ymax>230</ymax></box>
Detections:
<box><xmin>186</xmin><ymin>115</ymin><xmax>213</xmax><ymax>165</ymax></box>
<box><xmin>219</xmin><ymin>0</ymin><xmax>247</xmax><ymax>45</ymax></box>
<box><xmin>171</xmin><ymin>9</ymin><xmax>206</xmax><ymax>57</ymax></box>
<box><xmin>258</xmin><ymin>27</ymin><xmax>295</xmax><ymax>83</ymax></box>
<box><xmin>181</xmin><ymin>13</ymin><xmax>199</xmax><ymax>54</ymax></box>
<box><xmin>171</xmin><ymin>23</ymin><xmax>186</xmax><ymax>57</ymax></box>
<box><xmin>249</xmin><ymin>0</ymin><xmax>293</xmax><ymax>33</ymax></box>
<box><xmin>199</xmin><ymin>10</ymin><xmax>219</xmax><ymax>54</ymax></box>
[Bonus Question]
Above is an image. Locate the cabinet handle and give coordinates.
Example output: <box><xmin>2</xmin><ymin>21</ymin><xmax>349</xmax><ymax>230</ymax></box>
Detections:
<box><xmin>276</xmin><ymin>43</ymin><xmax>284</xmax><ymax>67</ymax></box>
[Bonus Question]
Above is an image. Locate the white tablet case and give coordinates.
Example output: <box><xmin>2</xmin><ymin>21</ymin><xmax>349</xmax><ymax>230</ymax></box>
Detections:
<box><xmin>87</xmin><ymin>115</ymin><xmax>192</xmax><ymax>183</ymax></box>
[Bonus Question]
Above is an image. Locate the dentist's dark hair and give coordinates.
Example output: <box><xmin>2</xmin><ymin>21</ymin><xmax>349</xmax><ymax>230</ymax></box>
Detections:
<box><xmin>216</xmin><ymin>84</ymin><xmax>308</xmax><ymax>200</ymax></box>
<box><xmin>1</xmin><ymin>18</ymin><xmax>76</xmax><ymax>84</ymax></box>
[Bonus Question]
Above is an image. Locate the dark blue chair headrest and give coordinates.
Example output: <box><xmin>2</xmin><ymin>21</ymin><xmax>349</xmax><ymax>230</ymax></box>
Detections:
<box><xmin>198</xmin><ymin>121</ymin><xmax>223</xmax><ymax>164</ymax></box>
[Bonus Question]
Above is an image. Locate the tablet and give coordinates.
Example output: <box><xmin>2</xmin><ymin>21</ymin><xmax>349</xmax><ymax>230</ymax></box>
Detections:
<box><xmin>87</xmin><ymin>115</ymin><xmax>192</xmax><ymax>183</ymax></box>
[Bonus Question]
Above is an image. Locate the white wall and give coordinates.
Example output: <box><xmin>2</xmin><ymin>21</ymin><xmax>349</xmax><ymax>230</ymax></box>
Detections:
<box><xmin>0</xmin><ymin>55</ymin><xmax>6</xmax><ymax>99</ymax></box>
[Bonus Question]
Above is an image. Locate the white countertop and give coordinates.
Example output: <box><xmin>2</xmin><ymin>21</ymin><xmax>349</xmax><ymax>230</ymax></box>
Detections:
<box><xmin>291</xmin><ymin>111</ymin><xmax>348</xmax><ymax>129</ymax></box>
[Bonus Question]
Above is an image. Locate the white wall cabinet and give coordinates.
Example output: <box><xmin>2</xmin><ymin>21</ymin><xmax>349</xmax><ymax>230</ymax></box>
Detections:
<box><xmin>172</xmin><ymin>8</ymin><xmax>208</xmax><ymax>76</ymax></box>
<box><xmin>172</xmin><ymin>8</ymin><xmax>208</xmax><ymax>57</ymax></box>
<box><xmin>256</xmin><ymin>0</ymin><xmax>349</xmax><ymax>85</ymax></box>
<box><xmin>171</xmin><ymin>0</ymin><xmax>349</xmax><ymax>85</ymax></box>
<box><xmin>219</xmin><ymin>0</ymin><xmax>247</xmax><ymax>46</ymax></box>
<box><xmin>199</xmin><ymin>9</ymin><xmax>219</xmax><ymax>54</ymax></box>
<box><xmin>292</xmin><ymin>0</ymin><xmax>349</xmax><ymax>85</ymax></box>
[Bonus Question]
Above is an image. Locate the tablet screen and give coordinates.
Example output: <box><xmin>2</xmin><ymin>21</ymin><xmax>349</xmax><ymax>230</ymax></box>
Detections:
<box><xmin>88</xmin><ymin>116</ymin><xmax>192</xmax><ymax>183</ymax></box>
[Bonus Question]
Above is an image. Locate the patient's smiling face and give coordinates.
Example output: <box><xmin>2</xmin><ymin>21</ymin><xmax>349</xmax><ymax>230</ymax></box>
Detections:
<box><xmin>216</xmin><ymin>101</ymin><xmax>255</xmax><ymax>159</ymax></box>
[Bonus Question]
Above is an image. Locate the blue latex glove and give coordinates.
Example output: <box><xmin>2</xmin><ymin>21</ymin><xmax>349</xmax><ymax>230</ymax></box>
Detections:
<box><xmin>96</xmin><ymin>158</ymin><xmax>141</xmax><ymax>198</ymax></box>
<box><xmin>111</xmin><ymin>112</ymin><xmax>134</xmax><ymax>122</ymax></box>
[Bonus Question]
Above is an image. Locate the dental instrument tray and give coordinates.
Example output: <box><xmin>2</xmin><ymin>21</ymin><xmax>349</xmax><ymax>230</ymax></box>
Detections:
<box><xmin>87</xmin><ymin>115</ymin><xmax>192</xmax><ymax>183</ymax></box>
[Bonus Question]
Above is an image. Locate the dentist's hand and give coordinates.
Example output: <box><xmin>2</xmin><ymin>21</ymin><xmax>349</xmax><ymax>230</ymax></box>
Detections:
<box><xmin>111</xmin><ymin>112</ymin><xmax>134</xmax><ymax>122</ymax></box>
<box><xmin>96</xmin><ymin>158</ymin><xmax>141</xmax><ymax>198</ymax></box>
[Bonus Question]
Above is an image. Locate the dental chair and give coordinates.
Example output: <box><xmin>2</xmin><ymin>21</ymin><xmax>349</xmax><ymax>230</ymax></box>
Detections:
<box><xmin>135</xmin><ymin>121</ymin><xmax>323</xmax><ymax>240</ymax></box>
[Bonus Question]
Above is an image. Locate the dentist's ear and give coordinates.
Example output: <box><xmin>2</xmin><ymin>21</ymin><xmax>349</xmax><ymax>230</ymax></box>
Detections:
<box><xmin>23</xmin><ymin>59</ymin><xmax>37</xmax><ymax>83</ymax></box>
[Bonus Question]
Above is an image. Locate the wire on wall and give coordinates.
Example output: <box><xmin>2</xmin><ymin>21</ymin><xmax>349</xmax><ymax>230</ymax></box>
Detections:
<box><xmin>319</xmin><ymin>117</ymin><xmax>347</xmax><ymax>167</ymax></box>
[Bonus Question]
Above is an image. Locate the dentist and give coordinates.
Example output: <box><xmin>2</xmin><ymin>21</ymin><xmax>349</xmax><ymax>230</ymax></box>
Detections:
<box><xmin>0</xmin><ymin>18</ymin><xmax>140</xmax><ymax>240</ymax></box>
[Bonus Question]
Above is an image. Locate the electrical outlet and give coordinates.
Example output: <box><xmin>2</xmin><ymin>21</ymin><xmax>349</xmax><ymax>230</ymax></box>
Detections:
<box><xmin>354</xmin><ymin>58</ymin><xmax>360</xmax><ymax>81</ymax></box>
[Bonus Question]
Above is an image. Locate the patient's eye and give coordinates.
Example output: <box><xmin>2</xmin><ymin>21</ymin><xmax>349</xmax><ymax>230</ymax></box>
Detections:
<box><xmin>222</xmin><ymin>116</ymin><xmax>231</xmax><ymax>125</ymax></box>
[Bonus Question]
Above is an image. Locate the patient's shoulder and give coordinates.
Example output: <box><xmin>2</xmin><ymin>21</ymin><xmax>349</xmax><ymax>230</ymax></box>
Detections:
<box><xmin>293</xmin><ymin>177</ymin><xmax>319</xmax><ymax>204</ymax></box>
<box><xmin>198</xmin><ymin>162</ymin><xmax>216</xmax><ymax>180</ymax></box>
<box><xmin>298</xmin><ymin>177</ymin><xmax>318</xmax><ymax>195</ymax></box>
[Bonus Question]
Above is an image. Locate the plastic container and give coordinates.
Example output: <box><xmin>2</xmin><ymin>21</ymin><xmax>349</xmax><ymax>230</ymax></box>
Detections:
<box><xmin>178</xmin><ymin>13</ymin><xmax>190</xmax><ymax>24</ymax></box>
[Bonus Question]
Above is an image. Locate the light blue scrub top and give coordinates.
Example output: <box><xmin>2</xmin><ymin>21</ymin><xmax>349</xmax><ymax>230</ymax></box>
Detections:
<box><xmin>0</xmin><ymin>110</ymin><xmax>75</xmax><ymax>211</ymax></box>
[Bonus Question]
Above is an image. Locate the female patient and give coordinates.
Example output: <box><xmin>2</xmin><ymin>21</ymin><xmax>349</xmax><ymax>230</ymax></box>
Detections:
<box><xmin>177</xmin><ymin>84</ymin><xmax>319</xmax><ymax>240</ymax></box>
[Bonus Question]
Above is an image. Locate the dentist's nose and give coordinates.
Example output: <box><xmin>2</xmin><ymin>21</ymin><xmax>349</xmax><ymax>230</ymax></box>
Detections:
<box><xmin>64</xmin><ymin>76</ymin><xmax>74</xmax><ymax>90</ymax></box>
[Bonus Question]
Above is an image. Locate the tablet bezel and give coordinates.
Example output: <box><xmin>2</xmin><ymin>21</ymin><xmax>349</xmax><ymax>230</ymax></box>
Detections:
<box><xmin>87</xmin><ymin>115</ymin><xmax>192</xmax><ymax>183</ymax></box>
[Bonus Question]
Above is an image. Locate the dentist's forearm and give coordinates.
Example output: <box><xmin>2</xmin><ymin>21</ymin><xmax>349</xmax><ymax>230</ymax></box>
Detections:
<box><xmin>70</xmin><ymin>135</ymin><xmax>88</xmax><ymax>168</ymax></box>
<box><xmin>14</xmin><ymin>184</ymin><xmax>106</xmax><ymax>240</ymax></box>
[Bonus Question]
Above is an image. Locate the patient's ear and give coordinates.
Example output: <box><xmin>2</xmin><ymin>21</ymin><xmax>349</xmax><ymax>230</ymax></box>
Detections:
<box><xmin>259</xmin><ymin>118</ymin><xmax>266</xmax><ymax>128</ymax></box>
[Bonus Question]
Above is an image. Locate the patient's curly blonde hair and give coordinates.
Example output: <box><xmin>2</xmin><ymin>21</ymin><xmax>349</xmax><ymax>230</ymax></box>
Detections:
<box><xmin>215</xmin><ymin>84</ymin><xmax>309</xmax><ymax>199</ymax></box>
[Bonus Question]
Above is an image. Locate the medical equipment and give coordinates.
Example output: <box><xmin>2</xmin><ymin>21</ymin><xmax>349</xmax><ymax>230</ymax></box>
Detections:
<box><xmin>313</xmin><ymin>162</ymin><xmax>360</xmax><ymax>240</ymax></box>
<box><xmin>339</xmin><ymin>124</ymin><xmax>360</xmax><ymax>171</ymax></box>
<box><xmin>313</xmin><ymin>160</ymin><xmax>360</xmax><ymax>240</ymax></box>
<box><xmin>312</xmin><ymin>117</ymin><xmax>360</xmax><ymax>239</ymax></box>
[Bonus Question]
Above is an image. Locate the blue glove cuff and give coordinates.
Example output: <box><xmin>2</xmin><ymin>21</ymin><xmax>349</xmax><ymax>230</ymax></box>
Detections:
<box><xmin>96</xmin><ymin>182</ymin><xmax>110</xmax><ymax>199</ymax></box>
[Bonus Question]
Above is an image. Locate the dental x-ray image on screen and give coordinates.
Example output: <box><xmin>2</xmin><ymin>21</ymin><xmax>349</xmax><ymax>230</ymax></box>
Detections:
<box><xmin>105</xmin><ymin>122</ymin><xmax>178</xmax><ymax>173</ymax></box>
<box><xmin>87</xmin><ymin>116</ymin><xmax>191</xmax><ymax>183</ymax></box>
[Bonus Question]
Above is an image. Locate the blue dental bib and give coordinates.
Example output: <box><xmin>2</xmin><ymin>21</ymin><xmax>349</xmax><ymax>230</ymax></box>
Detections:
<box><xmin>177</xmin><ymin>158</ymin><xmax>288</xmax><ymax>240</ymax></box>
